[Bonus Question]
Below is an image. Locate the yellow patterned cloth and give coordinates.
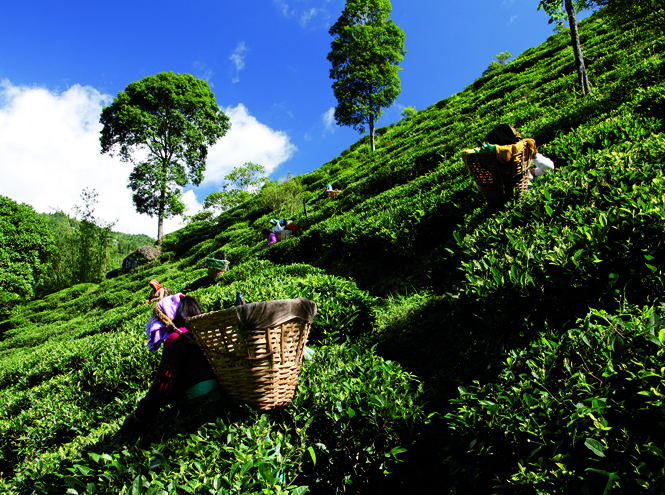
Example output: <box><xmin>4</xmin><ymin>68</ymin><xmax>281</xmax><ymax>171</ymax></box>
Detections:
<box><xmin>495</xmin><ymin>138</ymin><xmax>536</xmax><ymax>163</ymax></box>
<box><xmin>463</xmin><ymin>138</ymin><xmax>536</xmax><ymax>168</ymax></box>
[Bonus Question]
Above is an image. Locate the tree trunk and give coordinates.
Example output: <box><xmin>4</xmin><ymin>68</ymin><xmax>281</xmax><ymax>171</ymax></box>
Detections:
<box><xmin>369</xmin><ymin>114</ymin><xmax>376</xmax><ymax>152</ymax></box>
<box><xmin>157</xmin><ymin>162</ymin><xmax>167</xmax><ymax>245</ymax></box>
<box><xmin>565</xmin><ymin>0</ymin><xmax>591</xmax><ymax>95</ymax></box>
<box><xmin>157</xmin><ymin>206</ymin><xmax>164</xmax><ymax>245</ymax></box>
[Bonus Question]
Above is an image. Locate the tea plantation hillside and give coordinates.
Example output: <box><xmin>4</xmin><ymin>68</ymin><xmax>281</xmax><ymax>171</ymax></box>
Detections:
<box><xmin>2</xmin><ymin>11</ymin><xmax>665</xmax><ymax>493</ymax></box>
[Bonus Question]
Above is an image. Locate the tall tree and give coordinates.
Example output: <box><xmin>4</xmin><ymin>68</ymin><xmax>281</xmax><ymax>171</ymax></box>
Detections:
<box><xmin>327</xmin><ymin>0</ymin><xmax>406</xmax><ymax>152</ymax></box>
<box><xmin>538</xmin><ymin>0</ymin><xmax>591</xmax><ymax>96</ymax></box>
<box><xmin>100</xmin><ymin>72</ymin><xmax>231</xmax><ymax>244</ymax></box>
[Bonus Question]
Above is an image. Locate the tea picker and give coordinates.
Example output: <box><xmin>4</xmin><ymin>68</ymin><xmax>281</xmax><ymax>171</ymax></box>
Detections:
<box><xmin>122</xmin><ymin>295</ymin><xmax>219</xmax><ymax>432</ymax></box>
<box><xmin>144</xmin><ymin>279</ymin><xmax>172</xmax><ymax>305</ymax></box>
<box><xmin>463</xmin><ymin>124</ymin><xmax>554</xmax><ymax>204</ymax></box>
<box><xmin>322</xmin><ymin>183</ymin><xmax>342</xmax><ymax>199</ymax></box>
<box><xmin>205</xmin><ymin>250</ymin><xmax>230</xmax><ymax>282</ymax></box>
<box><xmin>262</xmin><ymin>228</ymin><xmax>279</xmax><ymax>248</ymax></box>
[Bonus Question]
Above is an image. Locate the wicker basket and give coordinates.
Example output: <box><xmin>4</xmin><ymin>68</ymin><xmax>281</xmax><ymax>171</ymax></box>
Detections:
<box><xmin>207</xmin><ymin>268</ymin><xmax>225</xmax><ymax>281</ymax></box>
<box><xmin>465</xmin><ymin>142</ymin><xmax>534</xmax><ymax>204</ymax></box>
<box><xmin>185</xmin><ymin>307</ymin><xmax>311</xmax><ymax>410</ymax></box>
<box><xmin>205</xmin><ymin>258</ymin><xmax>229</xmax><ymax>281</ymax></box>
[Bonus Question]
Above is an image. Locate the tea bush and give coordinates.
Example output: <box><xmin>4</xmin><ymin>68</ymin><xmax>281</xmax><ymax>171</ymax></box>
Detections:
<box><xmin>289</xmin><ymin>343</ymin><xmax>429</xmax><ymax>491</ymax></box>
<box><xmin>2</xmin><ymin>10</ymin><xmax>665</xmax><ymax>493</ymax></box>
<box><xmin>442</xmin><ymin>303</ymin><xmax>665</xmax><ymax>493</ymax></box>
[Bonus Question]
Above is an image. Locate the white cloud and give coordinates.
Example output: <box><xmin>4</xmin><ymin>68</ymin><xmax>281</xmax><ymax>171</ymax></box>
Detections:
<box><xmin>230</xmin><ymin>42</ymin><xmax>248</xmax><ymax>84</ymax></box>
<box><xmin>273</xmin><ymin>0</ymin><xmax>291</xmax><ymax>17</ymax></box>
<box><xmin>322</xmin><ymin>107</ymin><xmax>335</xmax><ymax>132</ymax></box>
<box><xmin>274</xmin><ymin>0</ymin><xmax>336</xmax><ymax>29</ymax></box>
<box><xmin>300</xmin><ymin>8</ymin><xmax>325</xmax><ymax>28</ymax></box>
<box><xmin>507</xmin><ymin>15</ymin><xmax>518</xmax><ymax>25</ymax></box>
<box><xmin>193</xmin><ymin>61</ymin><xmax>214</xmax><ymax>88</ymax></box>
<box><xmin>0</xmin><ymin>80</ymin><xmax>296</xmax><ymax>237</ymax></box>
<box><xmin>204</xmin><ymin>103</ymin><xmax>297</xmax><ymax>184</ymax></box>
<box><xmin>180</xmin><ymin>189</ymin><xmax>203</xmax><ymax>220</ymax></box>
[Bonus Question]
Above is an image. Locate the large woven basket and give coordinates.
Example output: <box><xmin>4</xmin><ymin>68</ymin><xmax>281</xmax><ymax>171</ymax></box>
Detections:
<box><xmin>185</xmin><ymin>307</ymin><xmax>311</xmax><ymax>411</ymax></box>
<box><xmin>465</xmin><ymin>142</ymin><xmax>533</xmax><ymax>204</ymax></box>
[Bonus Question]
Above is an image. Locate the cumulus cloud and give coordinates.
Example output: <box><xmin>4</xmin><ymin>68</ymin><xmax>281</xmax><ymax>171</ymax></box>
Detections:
<box><xmin>322</xmin><ymin>107</ymin><xmax>335</xmax><ymax>132</ymax></box>
<box><xmin>0</xmin><ymin>80</ymin><xmax>296</xmax><ymax>237</ymax></box>
<box><xmin>230</xmin><ymin>42</ymin><xmax>248</xmax><ymax>83</ymax></box>
<box><xmin>0</xmin><ymin>80</ymin><xmax>159</xmax><ymax>236</ymax></box>
<box><xmin>180</xmin><ymin>189</ymin><xmax>203</xmax><ymax>221</ymax></box>
<box><xmin>204</xmin><ymin>103</ymin><xmax>297</xmax><ymax>184</ymax></box>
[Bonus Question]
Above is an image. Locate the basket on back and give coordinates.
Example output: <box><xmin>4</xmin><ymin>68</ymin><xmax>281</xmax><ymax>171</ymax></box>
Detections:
<box><xmin>463</xmin><ymin>138</ymin><xmax>536</xmax><ymax>204</ymax></box>
<box><xmin>185</xmin><ymin>298</ymin><xmax>317</xmax><ymax>411</ymax></box>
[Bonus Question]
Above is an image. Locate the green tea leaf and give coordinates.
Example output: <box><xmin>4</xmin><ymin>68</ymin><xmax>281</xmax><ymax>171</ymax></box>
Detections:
<box><xmin>290</xmin><ymin>487</ymin><xmax>310</xmax><ymax>495</ymax></box>
<box><xmin>658</xmin><ymin>328</ymin><xmax>665</xmax><ymax>346</ymax></box>
<box><xmin>584</xmin><ymin>438</ymin><xmax>607</xmax><ymax>457</ymax></box>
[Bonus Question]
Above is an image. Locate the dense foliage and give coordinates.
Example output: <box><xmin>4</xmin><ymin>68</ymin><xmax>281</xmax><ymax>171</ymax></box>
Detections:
<box><xmin>1</xmin><ymin>10</ymin><xmax>665</xmax><ymax>494</ymax></box>
<box><xmin>585</xmin><ymin>0</ymin><xmax>665</xmax><ymax>35</ymax></box>
<box><xmin>0</xmin><ymin>196</ymin><xmax>54</xmax><ymax>306</ymax></box>
<box><xmin>40</xmin><ymin>211</ymin><xmax>152</xmax><ymax>275</ymax></box>
<box><xmin>35</xmin><ymin>191</ymin><xmax>153</xmax><ymax>296</ymax></box>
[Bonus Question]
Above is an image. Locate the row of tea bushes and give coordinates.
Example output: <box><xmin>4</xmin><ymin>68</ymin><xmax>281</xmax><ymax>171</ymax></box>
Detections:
<box><xmin>2</xmin><ymin>343</ymin><xmax>425</xmax><ymax>494</ymax></box>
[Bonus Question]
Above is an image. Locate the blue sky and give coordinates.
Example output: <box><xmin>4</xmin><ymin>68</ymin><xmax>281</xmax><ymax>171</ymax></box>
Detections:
<box><xmin>0</xmin><ymin>0</ymin><xmax>592</xmax><ymax>237</ymax></box>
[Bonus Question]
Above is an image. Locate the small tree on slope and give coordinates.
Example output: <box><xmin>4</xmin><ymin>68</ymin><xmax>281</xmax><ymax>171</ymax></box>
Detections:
<box><xmin>327</xmin><ymin>0</ymin><xmax>406</xmax><ymax>152</ymax></box>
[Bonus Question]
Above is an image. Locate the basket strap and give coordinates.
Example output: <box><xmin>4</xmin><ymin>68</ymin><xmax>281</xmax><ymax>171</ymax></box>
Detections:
<box><xmin>153</xmin><ymin>304</ymin><xmax>172</xmax><ymax>326</ymax></box>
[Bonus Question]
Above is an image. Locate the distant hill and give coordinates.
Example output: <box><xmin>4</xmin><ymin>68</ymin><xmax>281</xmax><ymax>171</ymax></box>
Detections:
<box><xmin>40</xmin><ymin>210</ymin><xmax>154</xmax><ymax>269</ymax></box>
<box><xmin>2</xmin><ymin>11</ymin><xmax>664</xmax><ymax>494</ymax></box>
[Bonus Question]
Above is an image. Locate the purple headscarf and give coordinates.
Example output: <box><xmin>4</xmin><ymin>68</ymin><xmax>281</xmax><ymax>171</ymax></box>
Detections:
<box><xmin>145</xmin><ymin>293</ymin><xmax>184</xmax><ymax>351</ymax></box>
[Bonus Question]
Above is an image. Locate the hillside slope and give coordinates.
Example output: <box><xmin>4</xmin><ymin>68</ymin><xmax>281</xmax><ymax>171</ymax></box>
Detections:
<box><xmin>2</xmin><ymin>11</ymin><xmax>665</xmax><ymax>494</ymax></box>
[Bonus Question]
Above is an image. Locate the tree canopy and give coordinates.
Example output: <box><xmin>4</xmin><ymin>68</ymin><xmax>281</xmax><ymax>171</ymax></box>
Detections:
<box><xmin>0</xmin><ymin>195</ymin><xmax>54</xmax><ymax>306</ymax></box>
<box><xmin>261</xmin><ymin>172</ymin><xmax>305</xmax><ymax>219</ymax></box>
<box><xmin>327</xmin><ymin>0</ymin><xmax>406</xmax><ymax>152</ymax></box>
<box><xmin>188</xmin><ymin>162</ymin><xmax>268</xmax><ymax>224</ymax></box>
<box><xmin>100</xmin><ymin>72</ymin><xmax>230</xmax><ymax>244</ymax></box>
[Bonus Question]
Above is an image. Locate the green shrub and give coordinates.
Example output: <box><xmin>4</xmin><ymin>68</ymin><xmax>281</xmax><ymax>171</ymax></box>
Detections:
<box><xmin>442</xmin><ymin>303</ymin><xmax>665</xmax><ymax>493</ymax></box>
<box><xmin>289</xmin><ymin>343</ymin><xmax>429</xmax><ymax>491</ymax></box>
